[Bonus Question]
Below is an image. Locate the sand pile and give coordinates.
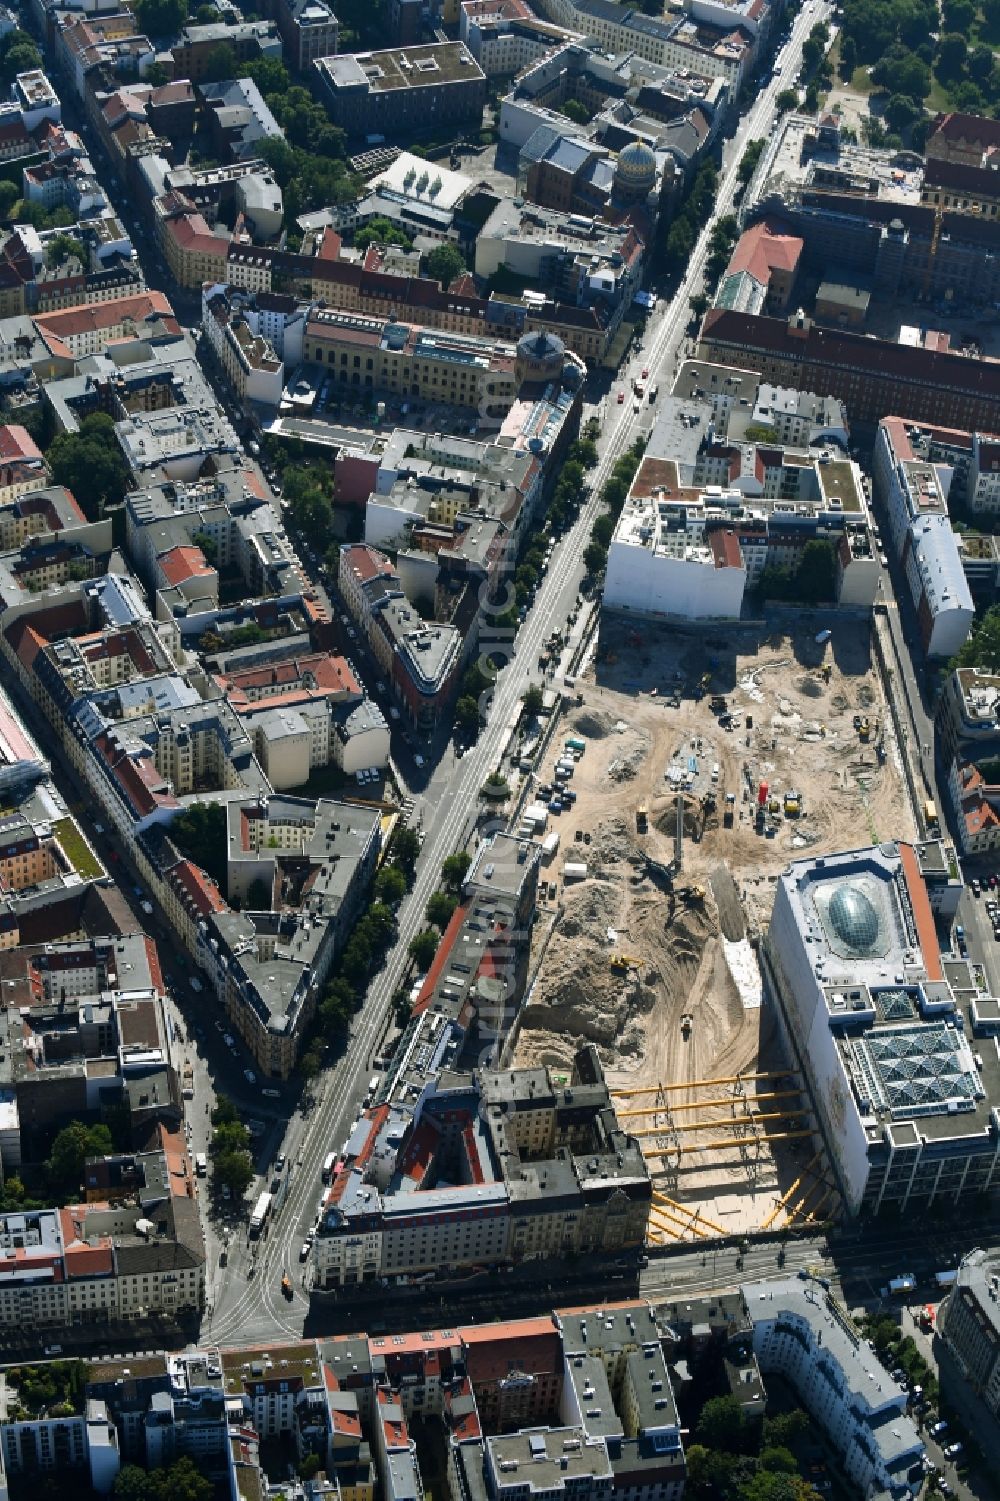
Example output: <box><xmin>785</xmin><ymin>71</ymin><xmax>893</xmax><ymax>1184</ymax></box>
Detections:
<box><xmin>798</xmin><ymin>675</ymin><xmax>823</xmax><ymax>698</ymax></box>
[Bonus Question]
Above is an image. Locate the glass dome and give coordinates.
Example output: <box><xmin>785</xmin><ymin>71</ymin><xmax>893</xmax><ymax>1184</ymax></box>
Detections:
<box><xmin>827</xmin><ymin>881</ymin><xmax>880</xmax><ymax>954</ymax></box>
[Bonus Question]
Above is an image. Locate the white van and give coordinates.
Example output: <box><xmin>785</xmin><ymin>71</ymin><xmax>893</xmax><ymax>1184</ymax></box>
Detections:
<box><xmin>711</xmin><ymin>763</ymin><xmax>720</xmax><ymax>782</ymax></box>
<box><xmin>195</xmin><ymin>1153</ymin><xmax>207</xmax><ymax>1177</ymax></box>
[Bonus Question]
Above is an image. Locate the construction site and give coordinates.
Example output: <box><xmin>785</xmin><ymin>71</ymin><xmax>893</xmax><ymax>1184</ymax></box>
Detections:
<box><xmin>513</xmin><ymin>616</ymin><xmax>917</xmax><ymax>1242</ymax></box>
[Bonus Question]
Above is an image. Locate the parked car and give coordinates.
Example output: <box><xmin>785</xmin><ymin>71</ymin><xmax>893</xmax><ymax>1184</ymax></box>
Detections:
<box><xmin>930</xmin><ymin>1420</ymin><xmax>949</xmax><ymax>1438</ymax></box>
<box><xmin>943</xmin><ymin>1443</ymin><xmax>963</xmax><ymax>1460</ymax></box>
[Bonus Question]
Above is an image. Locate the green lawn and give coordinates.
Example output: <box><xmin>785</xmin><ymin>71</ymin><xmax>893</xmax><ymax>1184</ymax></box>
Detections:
<box><xmin>52</xmin><ymin>818</ymin><xmax>102</xmax><ymax>880</ymax></box>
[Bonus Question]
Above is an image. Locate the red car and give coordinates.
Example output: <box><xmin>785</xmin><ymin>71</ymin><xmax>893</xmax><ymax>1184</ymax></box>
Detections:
<box><xmin>642</xmin><ymin>366</ymin><xmax>649</xmax><ymax>379</ymax></box>
<box><xmin>617</xmin><ymin>390</ymin><xmax>625</xmax><ymax>403</ymax></box>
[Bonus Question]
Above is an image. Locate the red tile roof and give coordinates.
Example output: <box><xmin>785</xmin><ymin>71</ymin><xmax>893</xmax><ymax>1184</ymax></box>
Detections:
<box><xmin>727</xmin><ymin>218</ymin><xmax>803</xmax><ymax>286</ymax></box>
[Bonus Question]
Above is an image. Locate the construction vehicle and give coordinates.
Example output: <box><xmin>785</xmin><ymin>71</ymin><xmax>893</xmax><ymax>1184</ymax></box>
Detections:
<box><xmin>858</xmin><ymin>717</ymin><xmax>871</xmax><ymax>742</ymax></box>
<box><xmin>783</xmin><ymin>791</ymin><xmax>801</xmax><ymax>817</ymax></box>
<box><xmin>709</xmin><ymin>695</ymin><xmax>728</xmax><ymax>714</ymax></box>
<box><xmin>677</xmin><ymin>884</ymin><xmax>705</xmax><ymax>904</ymax></box>
<box><xmin>822</xmin><ymin>662</ymin><xmax>832</xmax><ymax>682</ymax></box>
<box><xmin>611</xmin><ymin>953</ymin><xmax>642</xmax><ymax>973</ymax></box>
<box><xmin>636</xmin><ymin>804</ymin><xmax>648</xmax><ymax>833</ymax></box>
<box><xmin>723</xmin><ymin>792</ymin><xmax>735</xmax><ymax>827</ymax></box>
<box><xmin>680</xmin><ymin>1013</ymin><xmax>693</xmax><ymax>1039</ymax></box>
<box><xmin>281</xmin><ymin>1271</ymin><xmax>293</xmax><ymax>1300</ymax></box>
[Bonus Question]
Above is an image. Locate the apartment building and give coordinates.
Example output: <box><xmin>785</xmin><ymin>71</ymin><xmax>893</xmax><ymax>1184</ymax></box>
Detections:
<box><xmin>314</xmin><ymin>1021</ymin><xmax>650</xmax><ymax>1290</ymax></box>
<box><xmin>203</xmin><ymin>285</ymin><xmax>283</xmax><ymax>405</ymax></box>
<box><xmin>155</xmin><ymin>198</ymin><xmax>230</xmax><ymax>289</ymax></box>
<box><xmin>746</xmin><ymin>1275</ymin><xmax>922</xmax><ymax>1499</ymax></box>
<box><xmin>873</xmin><ymin>417</ymin><xmax>974</xmax><ymax>658</ymax></box>
<box><xmin>314</xmin><ymin>43</ymin><xmax>487</xmax><ymax>142</ymax></box>
<box><xmin>268</xmin><ymin>0</ymin><xmax>339</xmax><ymax>69</ymax></box>
<box><xmin>603</xmin><ymin>390</ymin><xmax>876</xmax><ymax>622</ymax></box>
<box><xmin>938</xmin><ymin>1248</ymin><xmax>1000</xmax><ymax>1418</ymax></box>
<box><xmin>338</xmin><ymin>544</ymin><xmax>463</xmax><ymax>730</ymax></box>
<box><xmin>169</xmin><ymin>19</ymin><xmax>282</xmax><ymax>81</ymax></box>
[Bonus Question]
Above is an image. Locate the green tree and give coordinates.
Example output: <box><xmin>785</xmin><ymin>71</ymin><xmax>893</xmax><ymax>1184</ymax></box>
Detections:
<box><xmin>47</xmin><ymin>412</ymin><xmax>129</xmax><ymax>523</ymax></box>
<box><xmin>47</xmin><ymin>1121</ymin><xmax>113</xmax><ymax>1190</ymax></box>
<box><xmin>795</xmin><ymin>538</ymin><xmax>836</xmax><ymax>602</ymax></box>
<box><xmin>775</xmin><ymin>87</ymin><xmax>800</xmax><ymax>112</ymax></box>
<box><xmin>0</xmin><ymin>31</ymin><xmax>42</xmax><ymax>88</ymax></box>
<box><xmin>873</xmin><ymin>46</ymin><xmax>931</xmax><ymax>98</ymax></box>
<box><xmin>201</xmin><ymin>41</ymin><xmax>237</xmax><ymax>80</ymax></box>
<box><xmin>942</xmin><ymin>0</ymin><xmax>975</xmax><ymax>29</ymax></box>
<box><xmin>299</xmin><ymin>1455</ymin><xmax>322</xmax><ymax>1481</ymax></box>
<box><xmin>211</xmin><ymin>1095</ymin><xmax>240</xmax><ymax>1127</ymax></box>
<box><xmin>560</xmin><ymin>97</ymin><xmax>590</xmax><ymax>124</ymax></box>
<box><xmin>985</xmin><ymin>0</ymin><xmax>1000</xmax><ymax>32</ymax></box>
<box><xmin>425</xmin><ymin>242</ymin><xmax>466</xmax><ymax>289</ymax></box>
<box><xmin>355</xmin><ymin>215</ymin><xmax>412</xmax><ymax>252</ymax></box>
<box><xmin>840</xmin><ymin>33</ymin><xmax>858</xmax><ymax>77</ymax></box>
<box><xmin>455</xmin><ymin>695</ymin><xmax>482</xmax><ymax>738</ymax></box>
<box><xmin>408</xmin><ymin>928</ymin><xmax>439</xmax><ymax>970</ymax></box>
<box><xmin>190</xmin><ymin>529</ymin><xmax>218</xmax><ymax>565</ymax></box>
<box><xmin>255</xmin><ymin>135</ymin><xmax>298</xmax><ymax>188</ymax></box>
<box><xmin>583</xmin><ymin>541</ymin><xmax>607</xmax><ymax>575</ymax></box>
<box><xmin>245</xmin><ymin>56</ymin><xmax>291</xmax><ymax>94</ymax></box>
<box><xmin>211</xmin><ymin>1121</ymin><xmax>250</xmax><ymax>1155</ymax></box>
<box><xmin>169</xmin><ymin>801</ymin><xmax>228</xmax><ymax>888</ymax></box>
<box><xmin>522</xmin><ymin>684</ymin><xmax>544</xmax><ymax>716</ymax></box>
<box><xmin>145</xmin><ymin>61</ymin><xmax>172</xmax><ymax>85</ymax></box>
<box><xmin>427</xmin><ymin>889</ymin><xmax>456</xmax><ymax>928</ymax></box>
<box><xmin>741</xmin><ymin>1475</ymin><xmax>816</xmax><ymax>1501</ymax></box>
<box><xmin>694</xmin><ymin>1395</ymin><xmax>748</xmax><ymax>1453</ymax></box>
<box><xmin>114</xmin><ymin>1465</ymin><xmax>154</xmax><ymax>1501</ymax></box>
<box><xmin>298</xmin><ymin>1043</ymin><xmax>325</xmax><ymax>1080</ymax></box>
<box><xmin>392</xmin><ymin>826</ymin><xmax>421</xmax><ymax>874</ymax></box>
<box><xmin>760</xmin><ymin>1447</ymin><xmax>798</xmax><ymax>1474</ymax></box>
<box><xmin>133</xmin><ymin>0</ymin><xmax>188</xmax><ymax>34</ymax></box>
<box><xmin>441</xmin><ymin>851</ymin><xmax>470</xmax><ymax>893</ymax></box>
<box><xmin>43</xmin><ymin>233</ymin><xmax>84</xmax><ymax>267</ymax></box>
<box><xmin>885</xmin><ymin>92</ymin><xmax>920</xmax><ymax>130</ymax></box>
<box><xmin>0</xmin><ymin>180</ymin><xmax>19</xmax><ymax>220</ymax></box>
<box><xmin>802</xmin><ymin>34</ymin><xmax>825</xmax><ymax>70</ymax></box>
<box><xmin>738</xmin><ymin>137</ymin><xmax>765</xmax><ymax>184</ymax></box>
<box><xmin>969</xmin><ymin>44</ymin><xmax>996</xmax><ymax>84</ymax></box>
<box><xmin>935</xmin><ymin>31</ymin><xmax>968</xmax><ymax>79</ymax></box>
<box><xmin>374</xmin><ymin>864</ymin><xmax>407</xmax><ymax>905</ymax></box>
<box><xmin>213</xmin><ymin>1150</ymin><xmax>254</xmax><ymax>1195</ymax></box>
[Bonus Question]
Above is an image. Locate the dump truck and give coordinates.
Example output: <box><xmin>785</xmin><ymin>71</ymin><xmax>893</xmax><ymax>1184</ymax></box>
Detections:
<box><xmin>783</xmin><ymin>791</ymin><xmax>801</xmax><ymax>817</ymax></box>
<box><xmin>724</xmin><ymin>792</ymin><xmax>735</xmax><ymax>827</ymax></box>
<box><xmin>636</xmin><ymin>804</ymin><xmax>648</xmax><ymax>833</ymax></box>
